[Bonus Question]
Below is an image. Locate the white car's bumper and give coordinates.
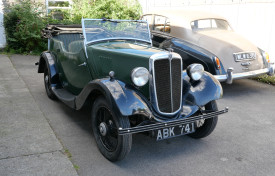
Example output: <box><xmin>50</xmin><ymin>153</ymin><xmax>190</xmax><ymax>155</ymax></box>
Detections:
<box><xmin>214</xmin><ymin>64</ymin><xmax>275</xmax><ymax>84</ymax></box>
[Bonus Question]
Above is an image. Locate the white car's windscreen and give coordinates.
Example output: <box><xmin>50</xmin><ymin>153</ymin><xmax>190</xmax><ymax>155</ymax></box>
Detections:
<box><xmin>83</xmin><ymin>19</ymin><xmax>151</xmax><ymax>44</ymax></box>
<box><xmin>191</xmin><ymin>19</ymin><xmax>232</xmax><ymax>31</ymax></box>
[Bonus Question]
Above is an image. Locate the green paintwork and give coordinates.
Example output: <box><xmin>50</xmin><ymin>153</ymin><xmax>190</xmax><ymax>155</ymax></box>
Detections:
<box><xmin>50</xmin><ymin>38</ymin><xmax>92</xmax><ymax>94</ymax></box>
<box><xmin>86</xmin><ymin>41</ymin><xmax>161</xmax><ymax>97</ymax></box>
<box><xmin>50</xmin><ymin>37</ymin><xmax>162</xmax><ymax>97</ymax></box>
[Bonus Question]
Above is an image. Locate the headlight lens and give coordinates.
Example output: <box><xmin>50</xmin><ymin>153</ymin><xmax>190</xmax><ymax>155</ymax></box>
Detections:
<box><xmin>131</xmin><ymin>67</ymin><xmax>149</xmax><ymax>86</ymax></box>
<box><xmin>187</xmin><ymin>64</ymin><xmax>204</xmax><ymax>81</ymax></box>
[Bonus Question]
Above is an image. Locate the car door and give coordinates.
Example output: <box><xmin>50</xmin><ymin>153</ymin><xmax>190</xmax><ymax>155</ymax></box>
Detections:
<box><xmin>55</xmin><ymin>34</ymin><xmax>92</xmax><ymax>95</ymax></box>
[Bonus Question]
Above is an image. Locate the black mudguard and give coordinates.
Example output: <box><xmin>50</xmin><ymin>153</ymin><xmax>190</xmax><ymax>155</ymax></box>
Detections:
<box><xmin>182</xmin><ymin>70</ymin><xmax>223</xmax><ymax>108</ymax></box>
<box><xmin>75</xmin><ymin>79</ymin><xmax>152</xmax><ymax>118</ymax></box>
<box><xmin>75</xmin><ymin>72</ymin><xmax>222</xmax><ymax>120</ymax></box>
<box><xmin>38</xmin><ymin>51</ymin><xmax>59</xmax><ymax>85</ymax></box>
<box><xmin>163</xmin><ymin>38</ymin><xmax>226</xmax><ymax>75</ymax></box>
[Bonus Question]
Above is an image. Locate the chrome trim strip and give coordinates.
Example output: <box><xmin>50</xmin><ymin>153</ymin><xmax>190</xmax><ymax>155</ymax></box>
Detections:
<box><xmin>214</xmin><ymin>65</ymin><xmax>274</xmax><ymax>84</ymax></box>
<box><xmin>169</xmin><ymin>54</ymin><xmax>174</xmax><ymax>111</ymax></box>
<box><xmin>86</xmin><ymin>38</ymin><xmax>151</xmax><ymax>46</ymax></box>
<box><xmin>149</xmin><ymin>52</ymin><xmax>183</xmax><ymax>116</ymax></box>
<box><xmin>81</xmin><ymin>18</ymin><xmax>88</xmax><ymax>58</ymax></box>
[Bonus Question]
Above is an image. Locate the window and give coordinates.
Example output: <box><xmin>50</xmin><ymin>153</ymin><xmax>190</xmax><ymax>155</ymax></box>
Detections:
<box><xmin>153</xmin><ymin>15</ymin><xmax>171</xmax><ymax>34</ymax></box>
<box><xmin>142</xmin><ymin>15</ymin><xmax>153</xmax><ymax>24</ymax></box>
<box><xmin>191</xmin><ymin>19</ymin><xmax>232</xmax><ymax>31</ymax></box>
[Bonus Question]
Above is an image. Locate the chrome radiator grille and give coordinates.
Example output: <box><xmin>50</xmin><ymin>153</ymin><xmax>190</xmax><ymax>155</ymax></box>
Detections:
<box><xmin>150</xmin><ymin>53</ymin><xmax>182</xmax><ymax>115</ymax></box>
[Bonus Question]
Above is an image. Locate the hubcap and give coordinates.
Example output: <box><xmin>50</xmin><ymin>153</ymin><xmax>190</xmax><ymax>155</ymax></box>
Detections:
<box><xmin>99</xmin><ymin>122</ymin><xmax>107</xmax><ymax>136</ymax></box>
<box><xmin>45</xmin><ymin>75</ymin><xmax>49</xmax><ymax>84</ymax></box>
<box><xmin>196</xmin><ymin>119</ymin><xmax>205</xmax><ymax>127</ymax></box>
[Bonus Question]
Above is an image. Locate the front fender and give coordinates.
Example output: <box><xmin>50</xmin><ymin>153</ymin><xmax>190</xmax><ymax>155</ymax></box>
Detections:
<box><xmin>75</xmin><ymin>79</ymin><xmax>152</xmax><ymax>118</ymax></box>
<box><xmin>75</xmin><ymin>73</ymin><xmax>222</xmax><ymax>120</ymax></box>
<box><xmin>170</xmin><ymin>38</ymin><xmax>226</xmax><ymax>75</ymax></box>
<box><xmin>182</xmin><ymin>71</ymin><xmax>223</xmax><ymax>107</ymax></box>
<box><xmin>38</xmin><ymin>51</ymin><xmax>59</xmax><ymax>84</ymax></box>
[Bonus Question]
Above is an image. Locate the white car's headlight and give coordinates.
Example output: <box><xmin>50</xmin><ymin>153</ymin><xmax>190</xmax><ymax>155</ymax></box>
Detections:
<box><xmin>187</xmin><ymin>64</ymin><xmax>204</xmax><ymax>81</ymax></box>
<box><xmin>131</xmin><ymin>67</ymin><xmax>149</xmax><ymax>86</ymax></box>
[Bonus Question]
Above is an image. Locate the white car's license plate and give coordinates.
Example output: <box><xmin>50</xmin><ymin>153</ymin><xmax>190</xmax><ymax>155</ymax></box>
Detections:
<box><xmin>233</xmin><ymin>52</ymin><xmax>256</xmax><ymax>62</ymax></box>
<box><xmin>156</xmin><ymin>123</ymin><xmax>195</xmax><ymax>141</ymax></box>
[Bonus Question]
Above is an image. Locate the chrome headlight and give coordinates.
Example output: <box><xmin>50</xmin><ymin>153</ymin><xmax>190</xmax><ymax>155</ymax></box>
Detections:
<box><xmin>187</xmin><ymin>64</ymin><xmax>204</xmax><ymax>81</ymax></box>
<box><xmin>131</xmin><ymin>67</ymin><xmax>149</xmax><ymax>86</ymax></box>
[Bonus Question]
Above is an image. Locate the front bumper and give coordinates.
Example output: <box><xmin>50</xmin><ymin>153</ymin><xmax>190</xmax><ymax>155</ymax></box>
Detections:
<box><xmin>214</xmin><ymin>64</ymin><xmax>275</xmax><ymax>84</ymax></box>
<box><xmin>118</xmin><ymin>107</ymin><xmax>229</xmax><ymax>135</ymax></box>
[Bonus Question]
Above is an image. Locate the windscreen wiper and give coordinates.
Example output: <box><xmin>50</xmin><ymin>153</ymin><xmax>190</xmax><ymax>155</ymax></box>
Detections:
<box><xmin>102</xmin><ymin>18</ymin><xmax>121</xmax><ymax>23</ymax></box>
<box><xmin>101</xmin><ymin>18</ymin><xmax>146</xmax><ymax>23</ymax></box>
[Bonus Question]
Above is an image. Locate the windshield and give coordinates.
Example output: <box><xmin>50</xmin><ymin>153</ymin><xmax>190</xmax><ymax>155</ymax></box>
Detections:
<box><xmin>82</xmin><ymin>19</ymin><xmax>151</xmax><ymax>45</ymax></box>
<box><xmin>191</xmin><ymin>19</ymin><xmax>232</xmax><ymax>31</ymax></box>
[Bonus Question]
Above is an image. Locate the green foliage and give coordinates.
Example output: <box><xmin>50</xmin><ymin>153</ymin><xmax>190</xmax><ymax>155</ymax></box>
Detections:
<box><xmin>3</xmin><ymin>0</ymin><xmax>47</xmax><ymax>54</ymax></box>
<box><xmin>70</xmin><ymin>0</ymin><xmax>142</xmax><ymax>23</ymax></box>
<box><xmin>252</xmin><ymin>74</ymin><xmax>275</xmax><ymax>85</ymax></box>
<box><xmin>3</xmin><ymin>0</ymin><xmax>143</xmax><ymax>54</ymax></box>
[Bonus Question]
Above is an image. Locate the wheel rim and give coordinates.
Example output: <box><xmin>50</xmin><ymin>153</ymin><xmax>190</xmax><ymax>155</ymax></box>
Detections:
<box><xmin>44</xmin><ymin>70</ymin><xmax>52</xmax><ymax>92</ymax></box>
<box><xmin>45</xmin><ymin>75</ymin><xmax>49</xmax><ymax>85</ymax></box>
<box><xmin>96</xmin><ymin>106</ymin><xmax>118</xmax><ymax>152</ymax></box>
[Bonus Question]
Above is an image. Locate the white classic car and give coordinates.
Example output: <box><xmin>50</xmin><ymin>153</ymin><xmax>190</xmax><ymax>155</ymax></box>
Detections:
<box><xmin>141</xmin><ymin>10</ymin><xmax>274</xmax><ymax>84</ymax></box>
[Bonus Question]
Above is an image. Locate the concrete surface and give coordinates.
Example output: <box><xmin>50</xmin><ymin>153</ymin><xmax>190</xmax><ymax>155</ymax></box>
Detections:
<box><xmin>0</xmin><ymin>55</ymin><xmax>78</xmax><ymax>176</ymax></box>
<box><xmin>3</xmin><ymin>54</ymin><xmax>275</xmax><ymax>176</ymax></box>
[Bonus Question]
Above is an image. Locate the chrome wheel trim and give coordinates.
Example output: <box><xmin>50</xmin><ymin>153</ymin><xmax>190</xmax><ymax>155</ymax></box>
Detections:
<box><xmin>99</xmin><ymin>122</ymin><xmax>108</xmax><ymax>136</ymax></box>
<box><xmin>196</xmin><ymin>119</ymin><xmax>205</xmax><ymax>128</ymax></box>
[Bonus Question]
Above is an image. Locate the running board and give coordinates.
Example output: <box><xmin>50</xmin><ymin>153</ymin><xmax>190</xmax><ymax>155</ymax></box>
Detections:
<box><xmin>52</xmin><ymin>87</ymin><xmax>76</xmax><ymax>109</ymax></box>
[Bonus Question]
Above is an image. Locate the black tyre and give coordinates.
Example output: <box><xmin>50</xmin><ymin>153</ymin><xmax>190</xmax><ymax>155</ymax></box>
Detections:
<box><xmin>44</xmin><ymin>66</ymin><xmax>57</xmax><ymax>100</ymax></box>
<box><xmin>91</xmin><ymin>96</ymin><xmax>132</xmax><ymax>161</ymax></box>
<box><xmin>188</xmin><ymin>100</ymin><xmax>218</xmax><ymax>139</ymax></box>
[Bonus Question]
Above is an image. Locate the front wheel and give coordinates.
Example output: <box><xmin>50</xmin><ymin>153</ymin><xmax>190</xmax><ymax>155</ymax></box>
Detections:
<box><xmin>188</xmin><ymin>100</ymin><xmax>218</xmax><ymax>139</ymax></box>
<box><xmin>91</xmin><ymin>96</ymin><xmax>132</xmax><ymax>161</ymax></box>
<box><xmin>44</xmin><ymin>67</ymin><xmax>56</xmax><ymax>100</ymax></box>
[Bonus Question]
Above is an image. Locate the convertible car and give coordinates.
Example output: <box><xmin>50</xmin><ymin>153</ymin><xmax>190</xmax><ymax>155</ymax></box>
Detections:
<box><xmin>38</xmin><ymin>19</ymin><xmax>228</xmax><ymax>161</ymax></box>
<box><xmin>141</xmin><ymin>10</ymin><xmax>274</xmax><ymax>84</ymax></box>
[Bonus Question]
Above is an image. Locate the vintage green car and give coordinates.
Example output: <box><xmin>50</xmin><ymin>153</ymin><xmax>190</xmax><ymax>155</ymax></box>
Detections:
<box><xmin>38</xmin><ymin>19</ymin><xmax>228</xmax><ymax>161</ymax></box>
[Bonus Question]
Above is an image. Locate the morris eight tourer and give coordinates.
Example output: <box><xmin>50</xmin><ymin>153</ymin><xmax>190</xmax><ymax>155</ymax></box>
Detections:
<box><xmin>38</xmin><ymin>19</ymin><xmax>228</xmax><ymax>161</ymax></box>
<box><xmin>141</xmin><ymin>10</ymin><xmax>274</xmax><ymax>84</ymax></box>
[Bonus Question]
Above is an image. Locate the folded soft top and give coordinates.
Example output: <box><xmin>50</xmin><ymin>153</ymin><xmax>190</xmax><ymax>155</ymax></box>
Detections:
<box><xmin>42</xmin><ymin>24</ymin><xmax>82</xmax><ymax>38</ymax></box>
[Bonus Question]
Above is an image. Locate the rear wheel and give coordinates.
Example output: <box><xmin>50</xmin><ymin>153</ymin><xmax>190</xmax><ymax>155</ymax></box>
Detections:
<box><xmin>91</xmin><ymin>96</ymin><xmax>132</xmax><ymax>161</ymax></box>
<box><xmin>188</xmin><ymin>100</ymin><xmax>218</xmax><ymax>139</ymax></box>
<box><xmin>44</xmin><ymin>67</ymin><xmax>56</xmax><ymax>100</ymax></box>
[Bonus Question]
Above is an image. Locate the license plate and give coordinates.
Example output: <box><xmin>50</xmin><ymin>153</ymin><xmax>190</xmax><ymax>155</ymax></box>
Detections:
<box><xmin>156</xmin><ymin>123</ymin><xmax>195</xmax><ymax>141</ymax></box>
<box><xmin>233</xmin><ymin>52</ymin><xmax>256</xmax><ymax>62</ymax></box>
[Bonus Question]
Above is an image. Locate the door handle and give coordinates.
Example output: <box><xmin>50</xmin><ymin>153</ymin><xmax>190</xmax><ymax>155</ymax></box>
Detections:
<box><xmin>78</xmin><ymin>62</ymin><xmax>87</xmax><ymax>67</ymax></box>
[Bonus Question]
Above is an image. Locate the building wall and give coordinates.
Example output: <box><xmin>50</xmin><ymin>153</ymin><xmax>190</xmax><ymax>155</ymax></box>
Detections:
<box><xmin>0</xmin><ymin>0</ymin><xmax>6</xmax><ymax>48</ymax></box>
<box><xmin>139</xmin><ymin>0</ymin><xmax>275</xmax><ymax>62</ymax></box>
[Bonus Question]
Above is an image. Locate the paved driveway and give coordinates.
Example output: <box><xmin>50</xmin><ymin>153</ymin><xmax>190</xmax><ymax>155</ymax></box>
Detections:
<box><xmin>10</xmin><ymin>55</ymin><xmax>275</xmax><ymax>176</ymax></box>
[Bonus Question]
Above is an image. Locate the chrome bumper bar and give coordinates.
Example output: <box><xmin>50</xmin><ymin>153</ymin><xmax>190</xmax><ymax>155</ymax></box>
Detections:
<box><xmin>214</xmin><ymin>64</ymin><xmax>275</xmax><ymax>84</ymax></box>
<box><xmin>118</xmin><ymin>107</ymin><xmax>229</xmax><ymax>135</ymax></box>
